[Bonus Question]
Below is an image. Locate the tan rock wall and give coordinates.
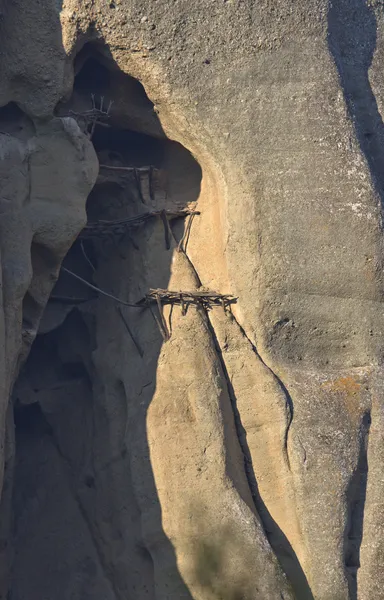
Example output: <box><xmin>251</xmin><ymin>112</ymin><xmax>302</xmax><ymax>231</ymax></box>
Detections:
<box><xmin>1</xmin><ymin>1</ymin><xmax>384</xmax><ymax>599</ymax></box>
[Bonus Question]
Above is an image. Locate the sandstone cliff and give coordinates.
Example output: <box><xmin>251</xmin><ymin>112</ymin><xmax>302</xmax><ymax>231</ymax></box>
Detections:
<box><xmin>0</xmin><ymin>1</ymin><xmax>383</xmax><ymax>599</ymax></box>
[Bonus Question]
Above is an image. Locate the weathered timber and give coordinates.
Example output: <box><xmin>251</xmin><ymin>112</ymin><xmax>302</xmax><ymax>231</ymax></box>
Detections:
<box><xmin>65</xmin><ymin>95</ymin><xmax>113</xmax><ymax>137</ymax></box>
<box><xmin>78</xmin><ymin>209</ymin><xmax>199</xmax><ymax>240</ymax></box>
<box><xmin>60</xmin><ymin>267</ymin><xmax>236</xmax><ymax>341</ymax></box>
<box><xmin>137</xmin><ymin>289</ymin><xmax>237</xmax><ymax>310</ymax></box>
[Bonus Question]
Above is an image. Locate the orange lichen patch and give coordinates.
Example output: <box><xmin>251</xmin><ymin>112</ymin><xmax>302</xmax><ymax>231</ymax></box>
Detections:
<box><xmin>323</xmin><ymin>375</ymin><xmax>362</xmax><ymax>396</ymax></box>
<box><xmin>321</xmin><ymin>374</ymin><xmax>368</xmax><ymax>425</ymax></box>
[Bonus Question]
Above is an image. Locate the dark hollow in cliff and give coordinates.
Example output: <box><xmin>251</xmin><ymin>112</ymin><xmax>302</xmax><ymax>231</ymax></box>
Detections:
<box><xmin>9</xmin><ymin>48</ymin><xmax>201</xmax><ymax>600</ymax></box>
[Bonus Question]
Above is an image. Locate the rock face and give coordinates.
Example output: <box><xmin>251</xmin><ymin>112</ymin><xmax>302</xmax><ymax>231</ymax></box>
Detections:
<box><xmin>0</xmin><ymin>1</ymin><xmax>384</xmax><ymax>599</ymax></box>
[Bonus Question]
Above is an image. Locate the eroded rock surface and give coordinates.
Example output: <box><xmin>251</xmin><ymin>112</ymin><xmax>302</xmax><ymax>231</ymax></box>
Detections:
<box><xmin>0</xmin><ymin>1</ymin><xmax>384</xmax><ymax>599</ymax></box>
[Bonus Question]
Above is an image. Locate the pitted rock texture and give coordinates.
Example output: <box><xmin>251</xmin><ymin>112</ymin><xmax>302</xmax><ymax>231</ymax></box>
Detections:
<box><xmin>0</xmin><ymin>104</ymin><xmax>97</xmax><ymax>597</ymax></box>
<box><xmin>0</xmin><ymin>1</ymin><xmax>384</xmax><ymax>600</ymax></box>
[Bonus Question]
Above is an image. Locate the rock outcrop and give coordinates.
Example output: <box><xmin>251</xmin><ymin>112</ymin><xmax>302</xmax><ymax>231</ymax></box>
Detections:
<box><xmin>0</xmin><ymin>1</ymin><xmax>384</xmax><ymax>599</ymax></box>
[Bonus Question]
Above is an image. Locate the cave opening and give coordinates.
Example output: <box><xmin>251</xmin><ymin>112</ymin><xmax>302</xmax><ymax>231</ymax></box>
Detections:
<box><xmin>0</xmin><ymin>102</ymin><xmax>36</xmax><ymax>141</ymax></box>
<box><xmin>9</xmin><ymin>47</ymin><xmax>202</xmax><ymax>600</ymax></box>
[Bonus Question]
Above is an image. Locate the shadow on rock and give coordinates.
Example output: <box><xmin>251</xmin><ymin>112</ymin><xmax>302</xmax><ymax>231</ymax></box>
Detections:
<box><xmin>328</xmin><ymin>0</ymin><xmax>384</xmax><ymax>206</ymax></box>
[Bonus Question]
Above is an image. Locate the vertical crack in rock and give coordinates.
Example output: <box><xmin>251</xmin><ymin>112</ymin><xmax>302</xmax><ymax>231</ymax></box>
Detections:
<box><xmin>206</xmin><ymin>313</ymin><xmax>313</xmax><ymax>598</ymax></box>
<box><xmin>344</xmin><ymin>409</ymin><xmax>371</xmax><ymax>599</ymax></box>
<box><xmin>227</xmin><ymin>313</ymin><xmax>294</xmax><ymax>472</ymax></box>
<box><xmin>204</xmin><ymin>315</ymin><xmax>258</xmax><ymax>503</ymax></box>
<box><xmin>173</xmin><ymin>239</ymin><xmax>312</xmax><ymax>597</ymax></box>
<box><xmin>172</xmin><ymin>246</ymin><xmax>261</xmax><ymax>506</ymax></box>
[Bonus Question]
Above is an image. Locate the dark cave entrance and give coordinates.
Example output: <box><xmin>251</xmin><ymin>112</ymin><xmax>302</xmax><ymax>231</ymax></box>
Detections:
<box><xmin>9</xmin><ymin>47</ymin><xmax>202</xmax><ymax>600</ymax></box>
